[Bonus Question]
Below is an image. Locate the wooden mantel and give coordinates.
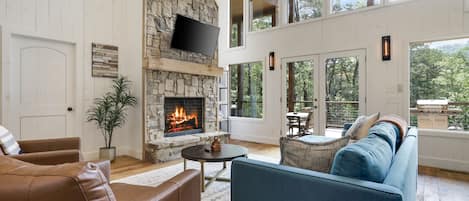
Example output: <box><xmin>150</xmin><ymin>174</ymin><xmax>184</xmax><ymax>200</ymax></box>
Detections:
<box><xmin>144</xmin><ymin>57</ymin><xmax>224</xmax><ymax>77</ymax></box>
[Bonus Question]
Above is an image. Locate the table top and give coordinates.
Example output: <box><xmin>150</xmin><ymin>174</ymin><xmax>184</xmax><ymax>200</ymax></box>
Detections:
<box><xmin>181</xmin><ymin>144</ymin><xmax>248</xmax><ymax>162</ymax></box>
<box><xmin>286</xmin><ymin>112</ymin><xmax>309</xmax><ymax>118</ymax></box>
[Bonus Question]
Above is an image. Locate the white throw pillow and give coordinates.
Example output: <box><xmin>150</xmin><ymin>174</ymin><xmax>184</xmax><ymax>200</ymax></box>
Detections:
<box><xmin>0</xmin><ymin>126</ymin><xmax>21</xmax><ymax>155</ymax></box>
<box><xmin>345</xmin><ymin>113</ymin><xmax>380</xmax><ymax>140</ymax></box>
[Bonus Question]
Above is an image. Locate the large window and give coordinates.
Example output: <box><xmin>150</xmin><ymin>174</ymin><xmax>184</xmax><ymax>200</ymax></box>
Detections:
<box><xmin>230</xmin><ymin>0</ymin><xmax>244</xmax><ymax>48</ymax></box>
<box><xmin>288</xmin><ymin>0</ymin><xmax>323</xmax><ymax>23</ymax></box>
<box><xmin>230</xmin><ymin>62</ymin><xmax>264</xmax><ymax>118</ymax></box>
<box><xmin>410</xmin><ymin>38</ymin><xmax>469</xmax><ymax>132</ymax></box>
<box><xmin>250</xmin><ymin>0</ymin><xmax>278</xmax><ymax>32</ymax></box>
<box><xmin>331</xmin><ymin>0</ymin><xmax>380</xmax><ymax>14</ymax></box>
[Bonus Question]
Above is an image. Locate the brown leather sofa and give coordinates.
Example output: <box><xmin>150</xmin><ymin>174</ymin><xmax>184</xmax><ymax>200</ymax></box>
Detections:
<box><xmin>0</xmin><ymin>156</ymin><xmax>201</xmax><ymax>201</ymax></box>
<box><xmin>0</xmin><ymin>137</ymin><xmax>81</xmax><ymax>165</ymax></box>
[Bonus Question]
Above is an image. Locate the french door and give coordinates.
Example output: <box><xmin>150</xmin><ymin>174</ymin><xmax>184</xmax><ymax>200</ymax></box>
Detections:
<box><xmin>319</xmin><ymin>50</ymin><xmax>366</xmax><ymax>136</ymax></box>
<box><xmin>281</xmin><ymin>50</ymin><xmax>366</xmax><ymax>137</ymax></box>
<box><xmin>281</xmin><ymin>55</ymin><xmax>320</xmax><ymax>136</ymax></box>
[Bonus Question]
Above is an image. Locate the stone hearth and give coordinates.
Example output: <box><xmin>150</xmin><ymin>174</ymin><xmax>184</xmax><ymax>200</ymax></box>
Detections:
<box><xmin>145</xmin><ymin>131</ymin><xmax>230</xmax><ymax>163</ymax></box>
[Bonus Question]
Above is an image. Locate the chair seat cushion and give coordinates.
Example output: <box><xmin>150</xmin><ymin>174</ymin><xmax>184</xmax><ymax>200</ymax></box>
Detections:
<box><xmin>330</xmin><ymin>134</ymin><xmax>393</xmax><ymax>183</ymax></box>
<box><xmin>280</xmin><ymin>135</ymin><xmax>350</xmax><ymax>173</ymax></box>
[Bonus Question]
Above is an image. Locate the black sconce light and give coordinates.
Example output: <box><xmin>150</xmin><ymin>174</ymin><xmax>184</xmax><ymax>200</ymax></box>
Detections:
<box><xmin>382</xmin><ymin>35</ymin><xmax>391</xmax><ymax>61</ymax></box>
<box><xmin>269</xmin><ymin>52</ymin><xmax>275</xmax><ymax>71</ymax></box>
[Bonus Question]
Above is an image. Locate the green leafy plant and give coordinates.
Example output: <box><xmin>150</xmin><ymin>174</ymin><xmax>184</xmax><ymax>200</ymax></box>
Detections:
<box><xmin>87</xmin><ymin>76</ymin><xmax>137</xmax><ymax>148</ymax></box>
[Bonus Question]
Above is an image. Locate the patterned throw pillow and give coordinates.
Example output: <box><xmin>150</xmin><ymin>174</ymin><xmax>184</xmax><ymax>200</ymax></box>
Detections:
<box><xmin>0</xmin><ymin>126</ymin><xmax>21</xmax><ymax>155</ymax></box>
<box><xmin>345</xmin><ymin>113</ymin><xmax>380</xmax><ymax>140</ymax></box>
<box><xmin>280</xmin><ymin>135</ymin><xmax>350</xmax><ymax>173</ymax></box>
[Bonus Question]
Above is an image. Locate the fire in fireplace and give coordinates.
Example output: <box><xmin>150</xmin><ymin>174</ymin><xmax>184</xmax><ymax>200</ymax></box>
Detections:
<box><xmin>164</xmin><ymin>97</ymin><xmax>204</xmax><ymax>137</ymax></box>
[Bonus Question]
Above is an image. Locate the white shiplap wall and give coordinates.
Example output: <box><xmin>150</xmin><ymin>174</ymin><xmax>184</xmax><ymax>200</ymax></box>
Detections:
<box><xmin>0</xmin><ymin>0</ymin><xmax>143</xmax><ymax>160</ymax></box>
<box><xmin>218</xmin><ymin>0</ymin><xmax>469</xmax><ymax>172</ymax></box>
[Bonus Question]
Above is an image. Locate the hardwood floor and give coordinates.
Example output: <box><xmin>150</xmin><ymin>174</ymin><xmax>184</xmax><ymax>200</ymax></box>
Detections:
<box><xmin>111</xmin><ymin>140</ymin><xmax>469</xmax><ymax>201</ymax></box>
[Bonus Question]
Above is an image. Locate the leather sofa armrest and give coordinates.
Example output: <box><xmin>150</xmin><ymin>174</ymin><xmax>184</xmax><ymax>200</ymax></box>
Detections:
<box><xmin>154</xmin><ymin>169</ymin><xmax>201</xmax><ymax>201</ymax></box>
<box><xmin>157</xmin><ymin>170</ymin><xmax>201</xmax><ymax>201</ymax></box>
<box><xmin>18</xmin><ymin>137</ymin><xmax>80</xmax><ymax>153</ymax></box>
<box><xmin>11</xmin><ymin>150</ymin><xmax>80</xmax><ymax>165</ymax></box>
<box><xmin>110</xmin><ymin>169</ymin><xmax>201</xmax><ymax>201</ymax></box>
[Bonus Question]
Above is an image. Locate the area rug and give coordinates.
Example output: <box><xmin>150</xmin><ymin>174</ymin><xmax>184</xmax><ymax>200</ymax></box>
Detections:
<box><xmin>112</xmin><ymin>154</ymin><xmax>279</xmax><ymax>201</ymax></box>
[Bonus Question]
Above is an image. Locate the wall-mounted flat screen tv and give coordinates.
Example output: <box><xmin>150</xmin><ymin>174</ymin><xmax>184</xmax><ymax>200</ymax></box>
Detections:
<box><xmin>170</xmin><ymin>15</ymin><xmax>220</xmax><ymax>57</ymax></box>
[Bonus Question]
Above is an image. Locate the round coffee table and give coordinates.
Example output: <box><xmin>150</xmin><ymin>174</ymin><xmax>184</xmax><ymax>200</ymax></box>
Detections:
<box><xmin>181</xmin><ymin>144</ymin><xmax>248</xmax><ymax>192</ymax></box>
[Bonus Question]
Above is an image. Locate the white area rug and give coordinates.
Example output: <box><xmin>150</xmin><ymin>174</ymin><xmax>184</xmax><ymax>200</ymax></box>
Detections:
<box><xmin>112</xmin><ymin>154</ymin><xmax>279</xmax><ymax>201</ymax></box>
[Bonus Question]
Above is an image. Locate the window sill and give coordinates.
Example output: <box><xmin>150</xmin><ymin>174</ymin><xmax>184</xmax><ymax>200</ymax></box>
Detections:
<box><xmin>229</xmin><ymin>116</ymin><xmax>265</xmax><ymax>121</ymax></box>
<box><xmin>419</xmin><ymin>128</ymin><xmax>469</xmax><ymax>140</ymax></box>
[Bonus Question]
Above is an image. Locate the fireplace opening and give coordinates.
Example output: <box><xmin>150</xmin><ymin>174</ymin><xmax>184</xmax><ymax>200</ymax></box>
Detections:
<box><xmin>164</xmin><ymin>97</ymin><xmax>204</xmax><ymax>137</ymax></box>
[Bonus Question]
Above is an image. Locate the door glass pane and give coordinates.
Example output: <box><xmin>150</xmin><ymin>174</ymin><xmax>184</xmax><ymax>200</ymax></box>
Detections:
<box><xmin>230</xmin><ymin>62</ymin><xmax>264</xmax><ymax>118</ymax></box>
<box><xmin>250</xmin><ymin>0</ymin><xmax>278</xmax><ymax>32</ymax></box>
<box><xmin>286</xmin><ymin>60</ymin><xmax>315</xmax><ymax>134</ymax></box>
<box><xmin>230</xmin><ymin>0</ymin><xmax>244</xmax><ymax>48</ymax></box>
<box><xmin>288</xmin><ymin>0</ymin><xmax>323</xmax><ymax>23</ymax></box>
<box><xmin>325</xmin><ymin>56</ymin><xmax>360</xmax><ymax>129</ymax></box>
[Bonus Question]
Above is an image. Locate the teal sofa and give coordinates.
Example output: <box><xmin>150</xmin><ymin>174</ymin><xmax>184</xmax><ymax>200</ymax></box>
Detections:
<box><xmin>231</xmin><ymin>126</ymin><xmax>418</xmax><ymax>201</ymax></box>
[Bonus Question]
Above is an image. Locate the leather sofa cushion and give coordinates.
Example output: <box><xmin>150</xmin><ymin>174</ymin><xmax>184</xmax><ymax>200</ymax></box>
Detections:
<box><xmin>0</xmin><ymin>156</ymin><xmax>116</xmax><ymax>201</ymax></box>
<box><xmin>330</xmin><ymin>134</ymin><xmax>393</xmax><ymax>183</ymax></box>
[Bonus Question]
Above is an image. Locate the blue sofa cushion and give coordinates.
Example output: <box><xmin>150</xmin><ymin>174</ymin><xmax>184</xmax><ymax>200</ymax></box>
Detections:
<box><xmin>330</xmin><ymin>134</ymin><xmax>393</xmax><ymax>183</ymax></box>
<box><xmin>368</xmin><ymin>122</ymin><xmax>399</xmax><ymax>153</ymax></box>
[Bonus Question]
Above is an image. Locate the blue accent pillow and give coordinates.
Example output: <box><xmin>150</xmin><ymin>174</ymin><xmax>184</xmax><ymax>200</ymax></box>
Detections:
<box><xmin>330</xmin><ymin>134</ymin><xmax>393</xmax><ymax>183</ymax></box>
<box><xmin>368</xmin><ymin>122</ymin><xmax>399</xmax><ymax>154</ymax></box>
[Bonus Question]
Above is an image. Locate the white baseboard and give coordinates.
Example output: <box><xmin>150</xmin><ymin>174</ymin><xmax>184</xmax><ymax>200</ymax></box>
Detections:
<box><xmin>230</xmin><ymin>134</ymin><xmax>279</xmax><ymax>145</ymax></box>
<box><xmin>82</xmin><ymin>146</ymin><xmax>143</xmax><ymax>161</ymax></box>
<box><xmin>419</xmin><ymin>155</ymin><xmax>469</xmax><ymax>173</ymax></box>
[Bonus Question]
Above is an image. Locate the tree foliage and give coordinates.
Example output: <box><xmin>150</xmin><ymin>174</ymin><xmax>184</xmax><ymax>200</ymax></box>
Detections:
<box><xmin>290</xmin><ymin>0</ymin><xmax>322</xmax><ymax>22</ymax></box>
<box><xmin>230</xmin><ymin>62</ymin><xmax>264</xmax><ymax>118</ymax></box>
<box><xmin>410</xmin><ymin>42</ymin><xmax>469</xmax><ymax>130</ymax></box>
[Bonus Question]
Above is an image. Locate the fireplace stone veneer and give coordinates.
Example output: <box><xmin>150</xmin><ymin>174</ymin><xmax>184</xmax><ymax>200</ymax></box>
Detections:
<box><xmin>146</xmin><ymin>70</ymin><xmax>218</xmax><ymax>141</ymax></box>
<box><xmin>145</xmin><ymin>70</ymin><xmax>229</xmax><ymax>163</ymax></box>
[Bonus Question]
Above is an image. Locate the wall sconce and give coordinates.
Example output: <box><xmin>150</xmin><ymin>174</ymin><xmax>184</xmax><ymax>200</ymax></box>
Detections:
<box><xmin>269</xmin><ymin>52</ymin><xmax>275</xmax><ymax>71</ymax></box>
<box><xmin>382</xmin><ymin>35</ymin><xmax>391</xmax><ymax>61</ymax></box>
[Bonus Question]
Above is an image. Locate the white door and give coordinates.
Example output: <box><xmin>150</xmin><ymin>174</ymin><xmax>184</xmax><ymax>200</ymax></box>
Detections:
<box><xmin>7</xmin><ymin>36</ymin><xmax>75</xmax><ymax>140</ymax></box>
<box><xmin>318</xmin><ymin>50</ymin><xmax>366</xmax><ymax>136</ymax></box>
<box><xmin>281</xmin><ymin>55</ymin><xmax>320</xmax><ymax>136</ymax></box>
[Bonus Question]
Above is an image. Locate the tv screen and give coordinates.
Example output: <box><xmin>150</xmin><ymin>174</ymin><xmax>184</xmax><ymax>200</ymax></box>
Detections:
<box><xmin>171</xmin><ymin>15</ymin><xmax>220</xmax><ymax>57</ymax></box>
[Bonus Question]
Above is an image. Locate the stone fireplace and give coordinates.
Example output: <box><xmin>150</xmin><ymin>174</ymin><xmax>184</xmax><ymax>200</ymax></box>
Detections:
<box><xmin>144</xmin><ymin>70</ymin><xmax>229</xmax><ymax>163</ymax></box>
<box><xmin>143</xmin><ymin>0</ymin><xmax>229</xmax><ymax>163</ymax></box>
<box><xmin>164</xmin><ymin>97</ymin><xmax>204</xmax><ymax>137</ymax></box>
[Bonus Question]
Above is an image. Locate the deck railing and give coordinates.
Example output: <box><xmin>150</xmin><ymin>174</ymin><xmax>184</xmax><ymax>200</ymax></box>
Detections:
<box><xmin>290</xmin><ymin>100</ymin><xmax>359</xmax><ymax>128</ymax></box>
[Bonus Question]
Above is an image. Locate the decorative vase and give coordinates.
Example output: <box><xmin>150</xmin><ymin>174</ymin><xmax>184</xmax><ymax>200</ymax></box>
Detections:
<box><xmin>211</xmin><ymin>137</ymin><xmax>221</xmax><ymax>152</ymax></box>
<box><xmin>99</xmin><ymin>147</ymin><xmax>116</xmax><ymax>162</ymax></box>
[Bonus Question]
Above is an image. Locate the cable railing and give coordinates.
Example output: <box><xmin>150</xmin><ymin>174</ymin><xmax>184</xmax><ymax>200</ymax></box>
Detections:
<box><xmin>326</xmin><ymin>101</ymin><xmax>359</xmax><ymax>128</ymax></box>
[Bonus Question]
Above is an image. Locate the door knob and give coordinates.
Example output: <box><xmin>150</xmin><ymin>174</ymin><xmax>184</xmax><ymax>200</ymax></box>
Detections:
<box><xmin>67</xmin><ymin>107</ymin><xmax>73</xmax><ymax>112</ymax></box>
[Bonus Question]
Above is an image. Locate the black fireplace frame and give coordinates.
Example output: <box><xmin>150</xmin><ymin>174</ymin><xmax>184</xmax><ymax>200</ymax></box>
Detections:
<box><xmin>163</xmin><ymin>97</ymin><xmax>205</xmax><ymax>137</ymax></box>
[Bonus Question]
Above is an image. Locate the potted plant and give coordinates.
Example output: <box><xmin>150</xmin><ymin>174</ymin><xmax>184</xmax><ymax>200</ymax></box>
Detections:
<box><xmin>87</xmin><ymin>76</ymin><xmax>137</xmax><ymax>162</ymax></box>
